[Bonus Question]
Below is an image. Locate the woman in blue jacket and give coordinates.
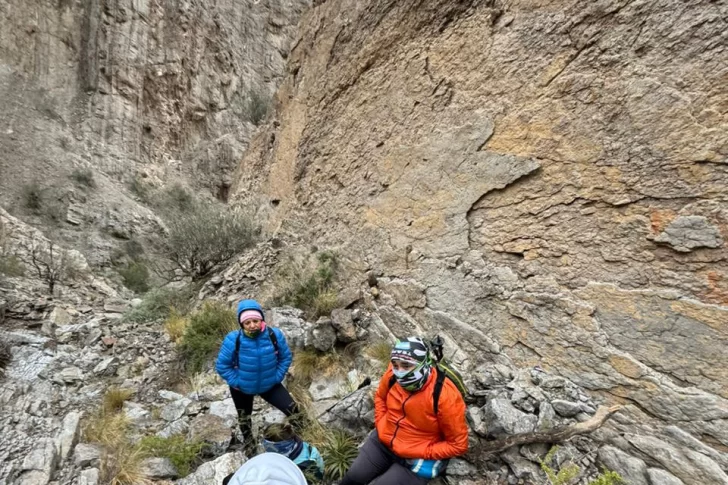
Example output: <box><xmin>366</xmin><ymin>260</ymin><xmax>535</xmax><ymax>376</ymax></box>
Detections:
<box><xmin>216</xmin><ymin>299</ymin><xmax>299</xmax><ymax>454</ymax></box>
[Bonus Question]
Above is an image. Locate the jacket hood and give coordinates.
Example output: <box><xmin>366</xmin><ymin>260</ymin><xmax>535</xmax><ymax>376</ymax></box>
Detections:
<box><xmin>237</xmin><ymin>299</ymin><xmax>265</xmax><ymax>322</ymax></box>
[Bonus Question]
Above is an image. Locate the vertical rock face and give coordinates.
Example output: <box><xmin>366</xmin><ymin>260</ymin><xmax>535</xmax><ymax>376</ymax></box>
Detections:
<box><xmin>233</xmin><ymin>0</ymin><xmax>728</xmax><ymax>477</ymax></box>
<box><xmin>0</xmin><ymin>0</ymin><xmax>309</xmax><ymax>262</ymax></box>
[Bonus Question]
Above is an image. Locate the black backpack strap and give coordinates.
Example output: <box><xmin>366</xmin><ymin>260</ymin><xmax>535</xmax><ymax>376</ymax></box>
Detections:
<box><xmin>433</xmin><ymin>366</ymin><xmax>446</xmax><ymax>416</ymax></box>
<box><xmin>268</xmin><ymin>327</ymin><xmax>279</xmax><ymax>355</ymax></box>
<box><xmin>233</xmin><ymin>331</ymin><xmax>241</xmax><ymax>369</ymax></box>
<box><xmin>388</xmin><ymin>375</ymin><xmax>397</xmax><ymax>389</ymax></box>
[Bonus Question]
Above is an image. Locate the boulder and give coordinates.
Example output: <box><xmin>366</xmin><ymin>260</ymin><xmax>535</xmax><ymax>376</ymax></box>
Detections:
<box><xmin>55</xmin><ymin>411</ymin><xmax>81</xmax><ymax>462</ymax></box>
<box><xmin>175</xmin><ymin>452</ymin><xmax>245</xmax><ymax>485</ymax></box>
<box><xmin>209</xmin><ymin>398</ymin><xmax>238</xmax><ymax>428</ymax></box>
<box><xmin>141</xmin><ymin>457</ymin><xmax>179</xmax><ymax>479</ymax></box>
<box><xmin>160</xmin><ymin>398</ymin><xmax>192</xmax><ymax>422</ymax></box>
<box><xmin>482</xmin><ymin>398</ymin><xmax>538</xmax><ymax>437</ymax></box>
<box><xmin>74</xmin><ymin>443</ymin><xmax>101</xmax><ymax>467</ymax></box>
<box><xmin>330</xmin><ymin>308</ymin><xmax>357</xmax><ymax>343</ymax></box>
<box><xmin>188</xmin><ymin>414</ymin><xmax>232</xmax><ymax>457</ymax></box>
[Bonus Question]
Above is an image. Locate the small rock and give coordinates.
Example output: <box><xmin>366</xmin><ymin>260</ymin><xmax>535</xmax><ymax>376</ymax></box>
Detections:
<box><xmin>123</xmin><ymin>401</ymin><xmax>150</xmax><ymax>425</ymax></box>
<box><xmin>57</xmin><ymin>366</ymin><xmax>84</xmax><ymax>383</ymax></box>
<box><xmin>330</xmin><ymin>308</ymin><xmax>357</xmax><ymax>343</ymax></box>
<box><xmin>21</xmin><ymin>438</ymin><xmax>57</xmax><ymax>484</ymax></box>
<box><xmin>56</xmin><ymin>411</ymin><xmax>81</xmax><ymax>462</ymax></box>
<box><xmin>646</xmin><ymin>468</ymin><xmax>684</xmax><ymax>485</ymax></box>
<box><xmin>101</xmin><ymin>336</ymin><xmax>117</xmax><ymax>348</ymax></box>
<box><xmin>86</xmin><ymin>328</ymin><xmax>103</xmax><ymax>346</ymax></box>
<box><xmin>104</xmin><ymin>301</ymin><xmax>129</xmax><ymax>313</ymax></box>
<box><xmin>74</xmin><ymin>443</ymin><xmax>101</xmax><ymax>467</ymax></box>
<box><xmin>447</xmin><ymin>458</ymin><xmax>478</xmax><ymax>476</ymax></box>
<box><xmin>597</xmin><ymin>446</ymin><xmax>649</xmax><ymax>485</ymax></box>
<box><xmin>160</xmin><ymin>398</ymin><xmax>192</xmax><ymax>422</ymax></box>
<box><xmin>654</xmin><ymin>215</ymin><xmax>722</xmax><ymax>252</ymax></box>
<box><xmin>482</xmin><ymin>398</ymin><xmax>537</xmax><ymax>437</ymax></box>
<box><xmin>159</xmin><ymin>390</ymin><xmax>186</xmax><ymax>401</ymax></box>
<box><xmin>309</xmin><ymin>375</ymin><xmax>346</xmax><ymax>401</ymax></box>
<box><xmin>175</xmin><ymin>452</ymin><xmax>245</xmax><ymax>485</ymax></box>
<box><xmin>188</xmin><ymin>414</ymin><xmax>232</xmax><ymax>457</ymax></box>
<box><xmin>79</xmin><ymin>468</ymin><xmax>99</xmax><ymax>485</ymax></box>
<box><xmin>551</xmin><ymin>399</ymin><xmax>583</xmax><ymax>418</ymax></box>
<box><xmin>140</xmin><ymin>457</ymin><xmax>179</xmax><ymax>479</ymax></box>
<box><xmin>157</xmin><ymin>418</ymin><xmax>190</xmax><ymax>439</ymax></box>
<box><xmin>311</xmin><ymin>319</ymin><xmax>336</xmax><ymax>352</ymax></box>
<box><xmin>93</xmin><ymin>357</ymin><xmax>118</xmax><ymax>376</ymax></box>
<box><xmin>209</xmin><ymin>398</ymin><xmax>238</xmax><ymax>428</ymax></box>
<box><xmin>49</xmin><ymin>307</ymin><xmax>72</xmax><ymax>326</ymax></box>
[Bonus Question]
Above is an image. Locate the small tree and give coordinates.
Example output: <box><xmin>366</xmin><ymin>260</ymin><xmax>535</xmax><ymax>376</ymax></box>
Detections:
<box><xmin>164</xmin><ymin>202</ymin><xmax>256</xmax><ymax>279</ymax></box>
<box><xmin>27</xmin><ymin>238</ymin><xmax>78</xmax><ymax>294</ymax></box>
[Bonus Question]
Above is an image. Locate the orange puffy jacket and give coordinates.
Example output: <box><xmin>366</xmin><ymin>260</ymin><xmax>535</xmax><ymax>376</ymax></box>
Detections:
<box><xmin>374</xmin><ymin>364</ymin><xmax>469</xmax><ymax>460</ymax></box>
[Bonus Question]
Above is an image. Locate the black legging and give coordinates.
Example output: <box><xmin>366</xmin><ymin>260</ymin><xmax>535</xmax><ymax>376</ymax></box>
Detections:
<box><xmin>229</xmin><ymin>383</ymin><xmax>301</xmax><ymax>443</ymax></box>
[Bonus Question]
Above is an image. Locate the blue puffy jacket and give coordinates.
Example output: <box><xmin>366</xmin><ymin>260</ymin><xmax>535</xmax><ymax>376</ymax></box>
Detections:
<box><xmin>215</xmin><ymin>301</ymin><xmax>293</xmax><ymax>395</ymax></box>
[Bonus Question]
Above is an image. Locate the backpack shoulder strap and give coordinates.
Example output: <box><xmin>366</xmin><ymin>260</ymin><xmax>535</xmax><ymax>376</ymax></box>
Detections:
<box><xmin>433</xmin><ymin>365</ymin><xmax>447</xmax><ymax>416</ymax></box>
<box><xmin>233</xmin><ymin>331</ymin><xmax>241</xmax><ymax>368</ymax></box>
<box><xmin>388</xmin><ymin>375</ymin><xmax>397</xmax><ymax>389</ymax></box>
<box><xmin>267</xmin><ymin>327</ymin><xmax>279</xmax><ymax>354</ymax></box>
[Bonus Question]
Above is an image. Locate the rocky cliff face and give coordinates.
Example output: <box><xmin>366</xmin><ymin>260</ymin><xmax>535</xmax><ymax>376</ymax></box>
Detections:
<box><xmin>0</xmin><ymin>0</ymin><xmax>309</xmax><ymax>264</ymax></box>
<box><xmin>233</xmin><ymin>0</ymin><xmax>728</xmax><ymax>482</ymax></box>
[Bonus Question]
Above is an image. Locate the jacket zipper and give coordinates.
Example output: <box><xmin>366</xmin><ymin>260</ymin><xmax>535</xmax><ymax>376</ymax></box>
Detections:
<box><xmin>389</xmin><ymin>393</ymin><xmax>413</xmax><ymax>449</ymax></box>
<box><xmin>256</xmin><ymin>336</ymin><xmax>262</xmax><ymax>392</ymax></box>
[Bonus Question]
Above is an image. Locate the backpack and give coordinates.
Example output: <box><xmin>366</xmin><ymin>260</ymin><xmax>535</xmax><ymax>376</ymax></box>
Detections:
<box><xmin>387</xmin><ymin>336</ymin><xmax>468</xmax><ymax>415</ymax></box>
<box><xmin>232</xmin><ymin>328</ymin><xmax>279</xmax><ymax>369</ymax></box>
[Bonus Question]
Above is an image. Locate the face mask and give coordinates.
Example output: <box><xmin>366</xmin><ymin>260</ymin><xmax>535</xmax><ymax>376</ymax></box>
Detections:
<box><xmin>244</xmin><ymin>328</ymin><xmax>262</xmax><ymax>338</ymax></box>
<box><xmin>393</xmin><ymin>368</ymin><xmax>412</xmax><ymax>379</ymax></box>
<box><xmin>393</xmin><ymin>361</ymin><xmax>431</xmax><ymax>391</ymax></box>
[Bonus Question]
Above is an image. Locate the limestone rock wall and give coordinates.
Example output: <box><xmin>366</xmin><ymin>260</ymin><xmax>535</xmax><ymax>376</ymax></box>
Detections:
<box><xmin>233</xmin><ymin>0</ymin><xmax>728</xmax><ymax>480</ymax></box>
<box><xmin>0</xmin><ymin>0</ymin><xmax>309</xmax><ymax>263</ymax></box>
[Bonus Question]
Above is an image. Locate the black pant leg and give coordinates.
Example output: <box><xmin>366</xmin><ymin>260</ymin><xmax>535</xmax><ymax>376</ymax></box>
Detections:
<box><xmin>229</xmin><ymin>386</ymin><xmax>255</xmax><ymax>446</ymax></box>
<box><xmin>340</xmin><ymin>431</ymin><xmax>397</xmax><ymax>485</ymax></box>
<box><xmin>259</xmin><ymin>383</ymin><xmax>299</xmax><ymax>416</ymax></box>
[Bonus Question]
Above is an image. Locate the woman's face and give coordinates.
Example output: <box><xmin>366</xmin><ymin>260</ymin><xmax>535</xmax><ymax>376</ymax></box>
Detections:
<box><xmin>242</xmin><ymin>317</ymin><xmax>262</xmax><ymax>332</ymax></box>
<box><xmin>391</xmin><ymin>359</ymin><xmax>417</xmax><ymax>373</ymax></box>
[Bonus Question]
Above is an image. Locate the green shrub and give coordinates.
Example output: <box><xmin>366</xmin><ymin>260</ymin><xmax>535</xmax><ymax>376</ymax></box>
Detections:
<box><xmin>118</xmin><ymin>261</ymin><xmax>150</xmax><ymax>294</ymax></box>
<box><xmin>71</xmin><ymin>168</ymin><xmax>96</xmax><ymax>188</ymax></box>
<box><xmin>0</xmin><ymin>254</ymin><xmax>25</xmax><ymax>277</ymax></box>
<box><xmin>540</xmin><ymin>446</ymin><xmax>580</xmax><ymax>485</ymax></box>
<box><xmin>129</xmin><ymin>177</ymin><xmax>151</xmax><ymax>203</ymax></box>
<box><xmin>162</xmin><ymin>184</ymin><xmax>195</xmax><ymax>213</ymax></box>
<box><xmin>322</xmin><ymin>429</ymin><xmax>358</xmax><ymax>481</ymax></box>
<box><xmin>540</xmin><ymin>446</ymin><xmax>624</xmax><ymax>485</ymax></box>
<box><xmin>177</xmin><ymin>301</ymin><xmax>238</xmax><ymax>373</ymax></box>
<box><xmin>137</xmin><ymin>435</ymin><xmax>205</xmax><ymax>477</ymax></box>
<box><xmin>247</xmin><ymin>90</ymin><xmax>270</xmax><ymax>125</ymax></box>
<box><xmin>123</xmin><ymin>286</ymin><xmax>195</xmax><ymax>323</ymax></box>
<box><xmin>0</xmin><ymin>340</ymin><xmax>11</xmax><ymax>376</ymax></box>
<box><xmin>22</xmin><ymin>181</ymin><xmax>43</xmax><ymax>211</ymax></box>
<box><xmin>165</xmin><ymin>202</ymin><xmax>256</xmax><ymax>279</ymax></box>
<box><xmin>590</xmin><ymin>469</ymin><xmax>624</xmax><ymax>485</ymax></box>
<box><xmin>270</xmin><ymin>251</ymin><xmax>339</xmax><ymax>319</ymax></box>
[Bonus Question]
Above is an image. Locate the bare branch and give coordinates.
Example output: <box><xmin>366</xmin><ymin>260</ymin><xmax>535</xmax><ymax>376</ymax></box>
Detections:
<box><xmin>475</xmin><ymin>405</ymin><xmax>623</xmax><ymax>456</ymax></box>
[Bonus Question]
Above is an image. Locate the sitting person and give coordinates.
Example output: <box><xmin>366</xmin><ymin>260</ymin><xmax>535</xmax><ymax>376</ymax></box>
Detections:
<box><xmin>223</xmin><ymin>452</ymin><xmax>307</xmax><ymax>485</ymax></box>
<box><xmin>262</xmin><ymin>423</ymin><xmax>324</xmax><ymax>480</ymax></box>
<box><xmin>340</xmin><ymin>337</ymin><xmax>469</xmax><ymax>484</ymax></box>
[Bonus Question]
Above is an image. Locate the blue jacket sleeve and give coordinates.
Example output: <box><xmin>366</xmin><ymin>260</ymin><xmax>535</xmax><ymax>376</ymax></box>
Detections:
<box><xmin>274</xmin><ymin>329</ymin><xmax>293</xmax><ymax>383</ymax></box>
<box><xmin>216</xmin><ymin>332</ymin><xmax>241</xmax><ymax>389</ymax></box>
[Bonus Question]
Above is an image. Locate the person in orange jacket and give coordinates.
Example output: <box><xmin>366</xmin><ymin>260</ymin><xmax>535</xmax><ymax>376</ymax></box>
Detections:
<box><xmin>340</xmin><ymin>337</ymin><xmax>468</xmax><ymax>484</ymax></box>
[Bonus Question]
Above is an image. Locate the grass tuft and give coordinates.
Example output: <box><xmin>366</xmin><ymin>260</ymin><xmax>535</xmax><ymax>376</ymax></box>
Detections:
<box><xmin>177</xmin><ymin>301</ymin><xmax>238</xmax><ymax>374</ymax></box>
